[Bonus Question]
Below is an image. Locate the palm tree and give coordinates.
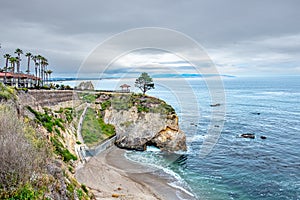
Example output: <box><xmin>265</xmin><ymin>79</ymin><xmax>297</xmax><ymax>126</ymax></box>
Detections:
<box><xmin>14</xmin><ymin>48</ymin><xmax>23</xmax><ymax>73</ymax></box>
<box><xmin>40</xmin><ymin>56</ymin><xmax>48</xmax><ymax>86</ymax></box>
<box><xmin>36</xmin><ymin>55</ymin><xmax>43</xmax><ymax>86</ymax></box>
<box><xmin>25</xmin><ymin>52</ymin><xmax>32</xmax><ymax>74</ymax></box>
<box><xmin>31</xmin><ymin>55</ymin><xmax>39</xmax><ymax>87</ymax></box>
<box><xmin>46</xmin><ymin>69</ymin><xmax>53</xmax><ymax>85</ymax></box>
<box><xmin>3</xmin><ymin>54</ymin><xmax>11</xmax><ymax>84</ymax></box>
<box><xmin>15</xmin><ymin>48</ymin><xmax>23</xmax><ymax>87</ymax></box>
<box><xmin>9</xmin><ymin>57</ymin><xmax>17</xmax><ymax>73</ymax></box>
<box><xmin>9</xmin><ymin>57</ymin><xmax>17</xmax><ymax>86</ymax></box>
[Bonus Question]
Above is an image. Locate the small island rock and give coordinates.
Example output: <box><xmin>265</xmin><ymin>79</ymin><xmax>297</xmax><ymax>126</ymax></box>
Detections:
<box><xmin>241</xmin><ymin>133</ymin><xmax>255</xmax><ymax>139</ymax></box>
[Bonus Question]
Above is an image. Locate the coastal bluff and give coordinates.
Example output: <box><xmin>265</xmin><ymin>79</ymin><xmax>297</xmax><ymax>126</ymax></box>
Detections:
<box><xmin>17</xmin><ymin>89</ymin><xmax>187</xmax><ymax>152</ymax></box>
<box><xmin>98</xmin><ymin>93</ymin><xmax>187</xmax><ymax>152</ymax></box>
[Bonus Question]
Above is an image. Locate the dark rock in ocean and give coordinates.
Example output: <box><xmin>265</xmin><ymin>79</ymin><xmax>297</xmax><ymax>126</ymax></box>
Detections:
<box><xmin>210</xmin><ymin>103</ymin><xmax>221</xmax><ymax>107</ymax></box>
<box><xmin>241</xmin><ymin>133</ymin><xmax>255</xmax><ymax>139</ymax></box>
<box><xmin>251</xmin><ymin>112</ymin><xmax>261</xmax><ymax>115</ymax></box>
<box><xmin>260</xmin><ymin>136</ymin><xmax>267</xmax><ymax>139</ymax></box>
<box><xmin>190</xmin><ymin>122</ymin><xmax>197</xmax><ymax>126</ymax></box>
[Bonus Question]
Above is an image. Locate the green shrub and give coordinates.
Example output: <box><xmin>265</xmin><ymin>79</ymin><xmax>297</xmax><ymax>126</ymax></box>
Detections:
<box><xmin>137</xmin><ymin>104</ymin><xmax>149</xmax><ymax>113</ymax></box>
<box><xmin>55</xmin><ymin>128</ymin><xmax>61</xmax><ymax>135</ymax></box>
<box><xmin>100</xmin><ymin>100</ymin><xmax>111</xmax><ymax>111</ymax></box>
<box><xmin>66</xmin><ymin>182</ymin><xmax>75</xmax><ymax>198</ymax></box>
<box><xmin>0</xmin><ymin>83</ymin><xmax>16</xmax><ymax>101</ymax></box>
<box><xmin>81</xmin><ymin>93</ymin><xmax>96</xmax><ymax>103</ymax></box>
<box><xmin>11</xmin><ymin>183</ymin><xmax>39</xmax><ymax>200</ymax></box>
<box><xmin>51</xmin><ymin>137</ymin><xmax>77</xmax><ymax>162</ymax></box>
<box><xmin>81</xmin><ymin>184</ymin><xmax>88</xmax><ymax>193</ymax></box>
<box><xmin>77</xmin><ymin>189</ymin><xmax>84</xmax><ymax>200</ymax></box>
<box><xmin>110</xmin><ymin>95</ymin><xmax>133</xmax><ymax>111</ymax></box>
<box><xmin>44</xmin><ymin>122</ymin><xmax>54</xmax><ymax>132</ymax></box>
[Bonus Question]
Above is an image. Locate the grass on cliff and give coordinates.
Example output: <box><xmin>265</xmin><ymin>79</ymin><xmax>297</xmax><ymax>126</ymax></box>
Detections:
<box><xmin>27</xmin><ymin>106</ymin><xmax>78</xmax><ymax>162</ymax></box>
<box><xmin>81</xmin><ymin>107</ymin><xmax>115</xmax><ymax>147</ymax></box>
<box><xmin>27</xmin><ymin>106</ymin><xmax>65</xmax><ymax>133</ymax></box>
<box><xmin>108</xmin><ymin>93</ymin><xmax>175</xmax><ymax>115</ymax></box>
<box><xmin>0</xmin><ymin>83</ymin><xmax>16</xmax><ymax>101</ymax></box>
<box><xmin>80</xmin><ymin>93</ymin><xmax>96</xmax><ymax>103</ymax></box>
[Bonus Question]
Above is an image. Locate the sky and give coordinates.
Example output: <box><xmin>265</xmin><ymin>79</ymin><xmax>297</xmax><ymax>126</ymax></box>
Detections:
<box><xmin>0</xmin><ymin>0</ymin><xmax>300</xmax><ymax>77</ymax></box>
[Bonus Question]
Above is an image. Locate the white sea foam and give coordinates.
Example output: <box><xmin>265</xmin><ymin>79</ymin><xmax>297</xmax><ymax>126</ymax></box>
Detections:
<box><xmin>124</xmin><ymin>151</ymin><xmax>196</xmax><ymax>198</ymax></box>
<box><xmin>168</xmin><ymin>182</ymin><xmax>195</xmax><ymax>198</ymax></box>
<box><xmin>146</xmin><ymin>145</ymin><xmax>161</xmax><ymax>152</ymax></box>
<box><xmin>259</xmin><ymin>91</ymin><xmax>299</xmax><ymax>96</ymax></box>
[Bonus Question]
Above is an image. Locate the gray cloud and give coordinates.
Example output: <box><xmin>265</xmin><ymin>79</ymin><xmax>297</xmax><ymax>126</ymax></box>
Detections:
<box><xmin>0</xmin><ymin>0</ymin><xmax>299</xmax><ymax>76</ymax></box>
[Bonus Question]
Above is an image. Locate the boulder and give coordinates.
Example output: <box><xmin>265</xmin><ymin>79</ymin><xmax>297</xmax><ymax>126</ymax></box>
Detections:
<box><xmin>260</xmin><ymin>136</ymin><xmax>267</xmax><ymax>139</ymax></box>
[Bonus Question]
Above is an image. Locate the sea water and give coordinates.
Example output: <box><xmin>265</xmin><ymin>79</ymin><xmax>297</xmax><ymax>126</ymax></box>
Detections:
<box><xmin>57</xmin><ymin>76</ymin><xmax>300</xmax><ymax>199</ymax></box>
<box><xmin>125</xmin><ymin>76</ymin><xmax>300</xmax><ymax>200</ymax></box>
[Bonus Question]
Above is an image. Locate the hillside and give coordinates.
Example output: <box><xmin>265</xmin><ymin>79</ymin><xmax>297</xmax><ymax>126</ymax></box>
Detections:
<box><xmin>0</xmin><ymin>83</ymin><xmax>93</xmax><ymax>199</ymax></box>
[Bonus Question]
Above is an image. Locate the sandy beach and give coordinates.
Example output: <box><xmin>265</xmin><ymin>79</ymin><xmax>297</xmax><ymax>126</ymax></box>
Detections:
<box><xmin>75</xmin><ymin>146</ymin><xmax>196</xmax><ymax>200</ymax></box>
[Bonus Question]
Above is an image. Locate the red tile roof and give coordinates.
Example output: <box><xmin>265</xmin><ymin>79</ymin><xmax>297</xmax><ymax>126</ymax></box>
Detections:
<box><xmin>0</xmin><ymin>72</ymin><xmax>40</xmax><ymax>80</ymax></box>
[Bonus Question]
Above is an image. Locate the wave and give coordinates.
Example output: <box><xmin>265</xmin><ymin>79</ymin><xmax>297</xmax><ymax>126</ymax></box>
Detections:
<box><xmin>258</xmin><ymin>91</ymin><xmax>300</xmax><ymax>96</ymax></box>
<box><xmin>124</xmin><ymin>151</ymin><xmax>197</xmax><ymax>199</ymax></box>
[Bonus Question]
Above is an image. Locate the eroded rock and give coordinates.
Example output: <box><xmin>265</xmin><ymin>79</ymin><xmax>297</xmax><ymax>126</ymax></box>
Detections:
<box><xmin>102</xmin><ymin>95</ymin><xmax>187</xmax><ymax>152</ymax></box>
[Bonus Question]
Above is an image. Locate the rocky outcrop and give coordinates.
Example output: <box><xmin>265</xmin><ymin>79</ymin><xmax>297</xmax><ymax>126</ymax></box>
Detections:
<box><xmin>102</xmin><ymin>96</ymin><xmax>187</xmax><ymax>152</ymax></box>
<box><xmin>241</xmin><ymin>133</ymin><xmax>255</xmax><ymax>139</ymax></box>
<box><xmin>75</xmin><ymin>81</ymin><xmax>94</xmax><ymax>90</ymax></box>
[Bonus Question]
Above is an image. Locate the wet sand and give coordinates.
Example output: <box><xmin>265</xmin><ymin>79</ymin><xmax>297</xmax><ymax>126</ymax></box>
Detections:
<box><xmin>75</xmin><ymin>146</ymin><xmax>196</xmax><ymax>200</ymax></box>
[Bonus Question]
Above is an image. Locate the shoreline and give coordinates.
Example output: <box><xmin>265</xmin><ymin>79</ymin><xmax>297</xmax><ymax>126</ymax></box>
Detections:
<box><xmin>75</xmin><ymin>146</ymin><xmax>197</xmax><ymax>200</ymax></box>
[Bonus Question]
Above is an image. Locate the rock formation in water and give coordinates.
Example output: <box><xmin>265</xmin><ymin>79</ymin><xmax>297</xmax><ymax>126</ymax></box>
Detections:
<box><xmin>75</xmin><ymin>81</ymin><xmax>94</xmax><ymax>90</ymax></box>
<box><xmin>100</xmin><ymin>93</ymin><xmax>187</xmax><ymax>152</ymax></box>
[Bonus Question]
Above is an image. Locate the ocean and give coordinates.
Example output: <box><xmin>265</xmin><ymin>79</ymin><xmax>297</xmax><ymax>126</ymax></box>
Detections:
<box><xmin>57</xmin><ymin>76</ymin><xmax>300</xmax><ymax>199</ymax></box>
<box><xmin>125</xmin><ymin>76</ymin><xmax>300</xmax><ymax>200</ymax></box>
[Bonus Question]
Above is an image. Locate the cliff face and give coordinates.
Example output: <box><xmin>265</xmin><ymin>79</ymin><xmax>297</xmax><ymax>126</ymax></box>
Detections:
<box><xmin>101</xmin><ymin>94</ymin><xmax>186</xmax><ymax>152</ymax></box>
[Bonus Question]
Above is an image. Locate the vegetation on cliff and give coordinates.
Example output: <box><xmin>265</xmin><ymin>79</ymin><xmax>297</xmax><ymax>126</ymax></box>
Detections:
<box><xmin>0</xmin><ymin>85</ymin><xmax>93</xmax><ymax>199</ymax></box>
<box><xmin>0</xmin><ymin>83</ymin><xmax>17</xmax><ymax>101</ymax></box>
<box><xmin>81</xmin><ymin>107</ymin><xmax>115</xmax><ymax>147</ymax></box>
<box><xmin>99</xmin><ymin>93</ymin><xmax>175</xmax><ymax>115</ymax></box>
<box><xmin>0</xmin><ymin>105</ymin><xmax>49</xmax><ymax>199</ymax></box>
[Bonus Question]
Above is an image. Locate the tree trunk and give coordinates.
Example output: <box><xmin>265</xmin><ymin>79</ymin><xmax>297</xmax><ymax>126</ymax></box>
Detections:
<box><xmin>27</xmin><ymin>57</ymin><xmax>30</xmax><ymax>74</ymax></box>
<box><xmin>4</xmin><ymin>58</ymin><xmax>8</xmax><ymax>84</ymax></box>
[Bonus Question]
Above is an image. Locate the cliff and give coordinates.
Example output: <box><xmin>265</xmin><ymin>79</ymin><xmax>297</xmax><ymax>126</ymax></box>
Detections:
<box><xmin>0</xmin><ymin>85</ymin><xmax>93</xmax><ymax>199</ymax></box>
<box><xmin>99</xmin><ymin>93</ymin><xmax>187</xmax><ymax>152</ymax></box>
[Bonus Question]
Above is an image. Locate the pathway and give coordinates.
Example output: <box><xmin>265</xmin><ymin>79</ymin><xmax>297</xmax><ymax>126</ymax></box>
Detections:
<box><xmin>75</xmin><ymin>102</ymin><xmax>90</xmax><ymax>163</ymax></box>
<box><xmin>77</xmin><ymin>102</ymin><xmax>90</xmax><ymax>144</ymax></box>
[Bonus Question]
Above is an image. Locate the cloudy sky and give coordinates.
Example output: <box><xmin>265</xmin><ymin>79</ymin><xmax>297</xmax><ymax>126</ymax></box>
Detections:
<box><xmin>0</xmin><ymin>0</ymin><xmax>299</xmax><ymax>77</ymax></box>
